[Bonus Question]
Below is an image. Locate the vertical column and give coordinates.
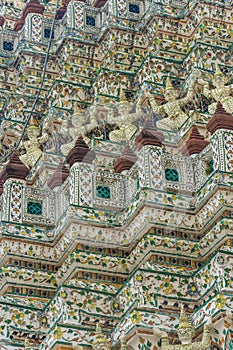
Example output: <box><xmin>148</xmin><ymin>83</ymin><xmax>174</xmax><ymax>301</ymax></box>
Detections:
<box><xmin>66</xmin><ymin>135</ymin><xmax>96</xmax><ymax>207</ymax></box>
<box><xmin>137</xmin><ymin>145</ymin><xmax>163</xmax><ymax>190</ymax></box>
<box><xmin>135</xmin><ymin>117</ymin><xmax>164</xmax><ymax>190</ymax></box>
<box><xmin>67</xmin><ymin>0</ymin><xmax>85</xmax><ymax>30</ymax></box>
<box><xmin>69</xmin><ymin>163</ymin><xmax>94</xmax><ymax>207</ymax></box>
<box><xmin>25</xmin><ymin>14</ymin><xmax>43</xmax><ymax>42</ymax></box>
<box><xmin>207</xmin><ymin>102</ymin><xmax>233</xmax><ymax>173</ymax></box>
<box><xmin>210</xmin><ymin>130</ymin><xmax>233</xmax><ymax>172</ymax></box>
<box><xmin>117</xmin><ymin>0</ymin><xmax>127</xmax><ymax>17</ymax></box>
<box><xmin>2</xmin><ymin>179</ymin><xmax>24</xmax><ymax>223</ymax></box>
<box><xmin>0</xmin><ymin>151</ymin><xmax>29</xmax><ymax>223</ymax></box>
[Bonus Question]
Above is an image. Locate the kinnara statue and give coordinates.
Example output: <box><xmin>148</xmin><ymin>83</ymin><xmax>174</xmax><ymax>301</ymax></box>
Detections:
<box><xmin>60</xmin><ymin>106</ymin><xmax>87</xmax><ymax>155</ymax></box>
<box><xmin>156</xmin><ymin>306</ymin><xmax>212</xmax><ymax>350</ymax></box>
<box><xmin>109</xmin><ymin>89</ymin><xmax>139</xmax><ymax>142</ymax></box>
<box><xmin>19</xmin><ymin>119</ymin><xmax>48</xmax><ymax>169</ymax></box>
<box><xmin>199</xmin><ymin>63</ymin><xmax>233</xmax><ymax>115</ymax></box>
<box><xmin>147</xmin><ymin>77</ymin><xmax>194</xmax><ymax>130</ymax></box>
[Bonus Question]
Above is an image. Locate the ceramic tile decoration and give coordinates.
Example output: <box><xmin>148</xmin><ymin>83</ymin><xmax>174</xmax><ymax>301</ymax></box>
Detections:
<box><xmin>0</xmin><ymin>0</ymin><xmax>232</xmax><ymax>349</ymax></box>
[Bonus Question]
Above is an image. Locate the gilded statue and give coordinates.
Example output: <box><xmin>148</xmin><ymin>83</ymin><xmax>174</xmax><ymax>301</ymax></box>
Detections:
<box><xmin>92</xmin><ymin>323</ymin><xmax>111</xmax><ymax>350</ymax></box>
<box><xmin>19</xmin><ymin>120</ymin><xmax>48</xmax><ymax>169</ymax></box>
<box><xmin>198</xmin><ymin>63</ymin><xmax>233</xmax><ymax>114</ymax></box>
<box><xmin>147</xmin><ymin>77</ymin><xmax>194</xmax><ymax>130</ymax></box>
<box><xmin>109</xmin><ymin>89</ymin><xmax>139</xmax><ymax>142</ymax></box>
<box><xmin>85</xmin><ymin>100</ymin><xmax>101</xmax><ymax>135</ymax></box>
<box><xmin>60</xmin><ymin>105</ymin><xmax>87</xmax><ymax>155</ymax></box>
<box><xmin>156</xmin><ymin>306</ymin><xmax>212</xmax><ymax>350</ymax></box>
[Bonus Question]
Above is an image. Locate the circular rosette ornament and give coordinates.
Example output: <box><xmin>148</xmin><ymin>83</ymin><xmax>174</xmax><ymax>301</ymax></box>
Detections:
<box><xmin>131</xmin><ymin>310</ymin><xmax>142</xmax><ymax>324</ymax></box>
<box><xmin>135</xmin><ymin>274</ymin><xmax>143</xmax><ymax>283</ymax></box>
<box><xmin>215</xmin><ymin>293</ymin><xmax>226</xmax><ymax>309</ymax></box>
<box><xmin>111</xmin><ymin>299</ymin><xmax>121</xmax><ymax>313</ymax></box>
<box><xmin>215</xmin><ymin>253</ymin><xmax>226</xmax><ymax>268</ymax></box>
<box><xmin>213</xmin><ymin>171</ymin><xmax>224</xmax><ymax>184</ymax></box>
<box><xmin>60</xmin><ymin>289</ymin><xmax>68</xmax><ymax>299</ymax></box>
<box><xmin>39</xmin><ymin>313</ymin><xmax>48</xmax><ymax>327</ymax></box>
<box><xmin>187</xmin><ymin>282</ymin><xmax>199</xmax><ymax>296</ymax></box>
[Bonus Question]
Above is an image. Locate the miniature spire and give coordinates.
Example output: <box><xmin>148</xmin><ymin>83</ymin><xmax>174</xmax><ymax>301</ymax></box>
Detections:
<box><xmin>47</xmin><ymin>160</ymin><xmax>69</xmax><ymax>189</ymax></box>
<box><xmin>0</xmin><ymin>179</ymin><xmax>4</xmax><ymax>196</ymax></box>
<box><xmin>0</xmin><ymin>15</ymin><xmax>5</xmax><ymax>28</ymax></box>
<box><xmin>135</xmin><ymin>117</ymin><xmax>164</xmax><ymax>150</ymax></box>
<box><xmin>55</xmin><ymin>4</ymin><xmax>67</xmax><ymax>20</ymax></box>
<box><xmin>66</xmin><ymin>135</ymin><xmax>96</xmax><ymax>167</ymax></box>
<box><xmin>207</xmin><ymin>101</ymin><xmax>233</xmax><ymax>134</ymax></box>
<box><xmin>14</xmin><ymin>0</ymin><xmax>44</xmax><ymax>31</ymax></box>
<box><xmin>177</xmin><ymin>305</ymin><xmax>195</xmax><ymax>335</ymax></box>
<box><xmin>22</xmin><ymin>0</ymin><xmax>45</xmax><ymax>18</ymax></box>
<box><xmin>181</xmin><ymin>125</ymin><xmax>209</xmax><ymax>156</ymax></box>
<box><xmin>114</xmin><ymin>142</ymin><xmax>137</xmax><ymax>173</ymax></box>
<box><xmin>0</xmin><ymin>151</ymin><xmax>30</xmax><ymax>185</ymax></box>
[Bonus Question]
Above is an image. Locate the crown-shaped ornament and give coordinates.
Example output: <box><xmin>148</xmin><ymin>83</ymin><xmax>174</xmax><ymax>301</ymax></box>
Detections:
<box><xmin>119</xmin><ymin>88</ymin><xmax>128</xmax><ymax>104</ymax></box>
<box><xmin>165</xmin><ymin>77</ymin><xmax>174</xmax><ymax>91</ymax></box>
<box><xmin>27</xmin><ymin>115</ymin><xmax>40</xmax><ymax>130</ymax></box>
<box><xmin>178</xmin><ymin>305</ymin><xmax>195</xmax><ymax>332</ymax></box>
<box><xmin>214</xmin><ymin>63</ymin><xmax>223</xmax><ymax>78</ymax></box>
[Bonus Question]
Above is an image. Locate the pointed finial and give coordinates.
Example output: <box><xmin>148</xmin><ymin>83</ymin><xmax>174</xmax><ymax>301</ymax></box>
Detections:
<box><xmin>119</xmin><ymin>89</ymin><xmax>128</xmax><ymax>104</ymax></box>
<box><xmin>207</xmin><ymin>101</ymin><xmax>233</xmax><ymax>134</ymax></box>
<box><xmin>114</xmin><ymin>142</ymin><xmax>137</xmax><ymax>173</ymax></box>
<box><xmin>181</xmin><ymin>125</ymin><xmax>209</xmax><ymax>156</ymax></box>
<box><xmin>165</xmin><ymin>77</ymin><xmax>174</xmax><ymax>91</ymax></box>
<box><xmin>66</xmin><ymin>135</ymin><xmax>96</xmax><ymax>166</ymax></box>
<box><xmin>214</xmin><ymin>63</ymin><xmax>223</xmax><ymax>77</ymax></box>
<box><xmin>47</xmin><ymin>160</ymin><xmax>69</xmax><ymax>189</ymax></box>
<box><xmin>0</xmin><ymin>150</ymin><xmax>30</xmax><ymax>183</ymax></box>
<box><xmin>134</xmin><ymin>117</ymin><xmax>164</xmax><ymax>149</ymax></box>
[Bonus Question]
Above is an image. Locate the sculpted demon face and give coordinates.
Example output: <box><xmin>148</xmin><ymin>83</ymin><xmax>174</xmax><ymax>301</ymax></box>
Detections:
<box><xmin>177</xmin><ymin>327</ymin><xmax>194</xmax><ymax>345</ymax></box>
<box><xmin>164</xmin><ymin>88</ymin><xmax>179</xmax><ymax>102</ymax></box>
